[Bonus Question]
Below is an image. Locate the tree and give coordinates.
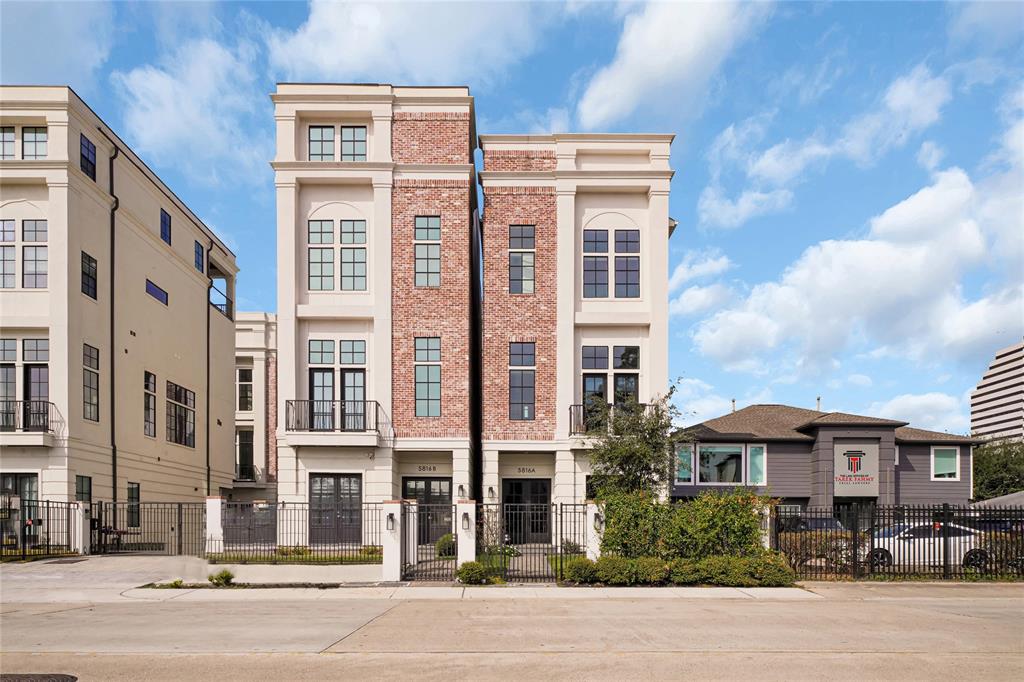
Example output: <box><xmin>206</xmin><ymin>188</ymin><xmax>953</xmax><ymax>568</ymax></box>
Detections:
<box><xmin>972</xmin><ymin>439</ymin><xmax>1024</xmax><ymax>501</ymax></box>
<box><xmin>586</xmin><ymin>390</ymin><xmax>683</xmax><ymax>498</ymax></box>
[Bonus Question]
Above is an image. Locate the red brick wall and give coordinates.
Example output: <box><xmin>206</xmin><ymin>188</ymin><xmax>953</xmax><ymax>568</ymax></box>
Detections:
<box><xmin>391</xmin><ymin>179</ymin><xmax>473</xmax><ymax>438</ymax></box>
<box><xmin>483</xmin><ymin>150</ymin><xmax>557</xmax><ymax>172</ymax></box>
<box><xmin>392</xmin><ymin>113</ymin><xmax>471</xmax><ymax>165</ymax></box>
<box><xmin>265</xmin><ymin>352</ymin><xmax>277</xmax><ymax>482</ymax></box>
<box><xmin>482</xmin><ymin>186</ymin><xmax>557</xmax><ymax>440</ymax></box>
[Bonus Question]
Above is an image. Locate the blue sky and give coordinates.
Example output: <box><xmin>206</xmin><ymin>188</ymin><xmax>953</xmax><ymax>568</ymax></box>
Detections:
<box><xmin>2</xmin><ymin>1</ymin><xmax>1022</xmax><ymax>433</ymax></box>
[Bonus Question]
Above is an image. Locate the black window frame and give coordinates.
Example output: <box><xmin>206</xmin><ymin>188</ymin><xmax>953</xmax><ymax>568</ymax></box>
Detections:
<box><xmin>582</xmin><ymin>345</ymin><xmax>609</xmax><ymax>370</ymax></box>
<box><xmin>614</xmin><ymin>256</ymin><xmax>640</xmax><ymax>298</ymax></box>
<box><xmin>237</xmin><ymin>368</ymin><xmax>253</xmax><ymax>411</ymax></box>
<box><xmin>127</xmin><ymin>482</ymin><xmax>140</xmax><ymax>527</ymax></box>
<box><xmin>414</xmin><ymin>336</ymin><xmax>441</xmax><ymax>418</ymax></box>
<box><xmin>509</xmin><ymin>369</ymin><xmax>536</xmax><ymax>421</ymax></box>
<box><xmin>583</xmin><ymin>229</ymin><xmax>608</xmax><ymax>253</ymax></box>
<box><xmin>308</xmin><ymin>247</ymin><xmax>335</xmax><ymax>290</ymax></box>
<box><xmin>613</xmin><ymin>345</ymin><xmax>640</xmax><ymax>370</ymax></box>
<box><xmin>0</xmin><ymin>244</ymin><xmax>12</xmax><ymax>289</ymax></box>
<box><xmin>194</xmin><ymin>241</ymin><xmax>204</xmax><ymax>273</ymax></box>
<box><xmin>0</xmin><ymin>126</ymin><xmax>13</xmax><ymax>159</ymax></box>
<box><xmin>75</xmin><ymin>475</ymin><xmax>92</xmax><ymax>503</ymax></box>
<box><xmin>509</xmin><ymin>342</ymin><xmax>536</xmax><ymax>367</ymax></box>
<box><xmin>22</xmin><ymin>126</ymin><xmax>47</xmax><ymax>159</ymax></box>
<box><xmin>81</xmin><ymin>251</ymin><xmax>97</xmax><ymax>299</ymax></box>
<box><xmin>22</xmin><ymin>219</ymin><xmax>47</xmax><ymax>242</ymax></box>
<box><xmin>308</xmin><ymin>339</ymin><xmax>335</xmax><ymax>364</ymax></box>
<box><xmin>340</xmin><ymin>125</ymin><xmax>367</xmax><ymax>161</ymax></box>
<box><xmin>614</xmin><ymin>229</ymin><xmax>640</xmax><ymax>253</ymax></box>
<box><xmin>22</xmin><ymin>245</ymin><xmax>47</xmax><ymax>288</ymax></box>
<box><xmin>80</xmin><ymin>133</ymin><xmax>96</xmax><ymax>181</ymax></box>
<box><xmin>583</xmin><ymin>256</ymin><xmax>608</xmax><ymax>298</ymax></box>
<box><xmin>144</xmin><ymin>371</ymin><xmax>157</xmax><ymax>437</ymax></box>
<box><xmin>160</xmin><ymin>209</ymin><xmax>172</xmax><ymax>245</ymax></box>
<box><xmin>83</xmin><ymin>343</ymin><xmax>99</xmax><ymax>422</ymax></box>
<box><xmin>340</xmin><ymin>247</ymin><xmax>367</xmax><ymax>291</ymax></box>
<box><xmin>166</xmin><ymin>380</ymin><xmax>196</xmax><ymax>448</ymax></box>
<box><xmin>145</xmin><ymin>279</ymin><xmax>168</xmax><ymax>305</ymax></box>
<box><xmin>414</xmin><ymin>216</ymin><xmax>441</xmax><ymax>288</ymax></box>
<box><xmin>309</xmin><ymin>125</ymin><xmax>335</xmax><ymax>161</ymax></box>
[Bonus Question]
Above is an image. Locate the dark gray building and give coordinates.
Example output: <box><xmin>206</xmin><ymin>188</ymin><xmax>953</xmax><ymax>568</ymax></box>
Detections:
<box><xmin>675</xmin><ymin>405</ymin><xmax>980</xmax><ymax>507</ymax></box>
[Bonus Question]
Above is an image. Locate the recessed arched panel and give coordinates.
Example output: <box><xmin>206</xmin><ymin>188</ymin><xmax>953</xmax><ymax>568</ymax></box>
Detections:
<box><xmin>308</xmin><ymin>200</ymin><xmax>368</xmax><ymax>221</ymax></box>
<box><xmin>581</xmin><ymin>210</ymin><xmax>639</xmax><ymax>230</ymax></box>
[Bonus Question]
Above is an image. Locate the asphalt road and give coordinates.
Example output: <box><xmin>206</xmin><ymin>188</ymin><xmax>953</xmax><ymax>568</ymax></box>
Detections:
<box><xmin>1</xmin><ymin>559</ymin><xmax>1022</xmax><ymax>680</ymax></box>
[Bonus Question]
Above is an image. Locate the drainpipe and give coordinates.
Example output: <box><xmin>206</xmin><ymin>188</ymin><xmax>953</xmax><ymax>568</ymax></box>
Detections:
<box><xmin>205</xmin><ymin>239</ymin><xmax>213</xmax><ymax>496</ymax></box>
<box><xmin>98</xmin><ymin>128</ymin><xmax>120</xmax><ymax>505</ymax></box>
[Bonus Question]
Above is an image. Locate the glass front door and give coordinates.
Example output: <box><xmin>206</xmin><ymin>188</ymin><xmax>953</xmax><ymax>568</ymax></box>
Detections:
<box><xmin>402</xmin><ymin>477</ymin><xmax>453</xmax><ymax>543</ymax></box>
<box><xmin>308</xmin><ymin>369</ymin><xmax>334</xmax><ymax>431</ymax></box>
<box><xmin>309</xmin><ymin>473</ymin><xmax>362</xmax><ymax>545</ymax></box>
<box><xmin>502</xmin><ymin>478</ymin><xmax>551</xmax><ymax>544</ymax></box>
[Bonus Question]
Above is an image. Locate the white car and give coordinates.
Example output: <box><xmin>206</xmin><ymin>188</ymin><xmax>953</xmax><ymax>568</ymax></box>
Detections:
<box><xmin>869</xmin><ymin>522</ymin><xmax>989</xmax><ymax>571</ymax></box>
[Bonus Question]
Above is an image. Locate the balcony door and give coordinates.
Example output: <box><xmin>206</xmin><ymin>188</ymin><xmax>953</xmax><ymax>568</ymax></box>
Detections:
<box><xmin>582</xmin><ymin>374</ymin><xmax>607</xmax><ymax>430</ymax></box>
<box><xmin>613</xmin><ymin>373</ymin><xmax>639</xmax><ymax>408</ymax></box>
<box><xmin>340</xmin><ymin>369</ymin><xmax>365</xmax><ymax>431</ymax></box>
<box><xmin>24</xmin><ymin>365</ymin><xmax>48</xmax><ymax>431</ymax></box>
<box><xmin>308</xmin><ymin>368</ymin><xmax>334</xmax><ymax>431</ymax></box>
<box><xmin>0</xmin><ymin>364</ymin><xmax>14</xmax><ymax>431</ymax></box>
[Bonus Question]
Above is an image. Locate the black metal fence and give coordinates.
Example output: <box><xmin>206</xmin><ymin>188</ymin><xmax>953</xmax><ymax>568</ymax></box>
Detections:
<box><xmin>1</xmin><ymin>497</ymin><xmax>78</xmax><ymax>560</ymax></box>
<box><xmin>91</xmin><ymin>502</ymin><xmax>205</xmax><ymax>556</ymax></box>
<box><xmin>211</xmin><ymin>502</ymin><xmax>383</xmax><ymax>564</ymax></box>
<box><xmin>475</xmin><ymin>503</ymin><xmax>588</xmax><ymax>582</ymax></box>
<box><xmin>401</xmin><ymin>503</ymin><xmax>456</xmax><ymax>580</ymax></box>
<box><xmin>772</xmin><ymin>504</ymin><xmax>1024</xmax><ymax>580</ymax></box>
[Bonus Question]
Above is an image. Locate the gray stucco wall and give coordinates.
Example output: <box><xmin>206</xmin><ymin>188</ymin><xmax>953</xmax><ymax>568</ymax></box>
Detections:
<box><xmin>896</xmin><ymin>444</ymin><xmax>972</xmax><ymax>505</ymax></box>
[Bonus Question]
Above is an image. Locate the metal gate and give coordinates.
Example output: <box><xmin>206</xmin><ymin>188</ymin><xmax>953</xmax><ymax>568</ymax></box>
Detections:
<box><xmin>401</xmin><ymin>503</ymin><xmax>456</xmax><ymax>581</ymax></box>
<box><xmin>1</xmin><ymin>497</ymin><xmax>77</xmax><ymax>560</ymax></box>
<box><xmin>476</xmin><ymin>503</ymin><xmax>587</xmax><ymax>583</ymax></box>
<box><xmin>91</xmin><ymin>502</ymin><xmax>205</xmax><ymax>555</ymax></box>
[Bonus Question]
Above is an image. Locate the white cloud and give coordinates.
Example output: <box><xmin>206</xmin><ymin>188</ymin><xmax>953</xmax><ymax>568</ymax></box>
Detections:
<box><xmin>669</xmin><ymin>283</ymin><xmax>733</xmax><ymax>318</ymax></box>
<box><xmin>481</xmin><ymin>107</ymin><xmax>571</xmax><ymax>135</ymax></box>
<box><xmin>917</xmin><ymin>141</ymin><xmax>945</xmax><ymax>171</ymax></box>
<box><xmin>697</xmin><ymin>186</ymin><xmax>793</xmax><ymax>231</ymax></box>
<box><xmin>673</xmin><ymin>378</ymin><xmax>772</xmax><ymax>426</ymax></box>
<box><xmin>948</xmin><ymin>1</ymin><xmax>1024</xmax><ymax>50</ymax></box>
<box><xmin>267</xmin><ymin>1</ymin><xmax>555</xmax><ymax>84</ymax></box>
<box><xmin>576</xmin><ymin>1</ymin><xmax>769</xmax><ymax>129</ymax></box>
<box><xmin>0</xmin><ymin>0</ymin><xmax>114</xmax><ymax>89</ymax></box>
<box><xmin>668</xmin><ymin>250</ymin><xmax>733</xmax><ymax>292</ymax></box>
<box><xmin>847</xmin><ymin>374</ymin><xmax>873</xmax><ymax>388</ymax></box>
<box><xmin>867</xmin><ymin>393</ymin><xmax>968</xmax><ymax>434</ymax></box>
<box><xmin>111</xmin><ymin>37</ymin><xmax>271</xmax><ymax>187</ymax></box>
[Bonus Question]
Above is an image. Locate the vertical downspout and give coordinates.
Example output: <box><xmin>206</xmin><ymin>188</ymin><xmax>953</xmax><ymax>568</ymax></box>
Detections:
<box><xmin>205</xmin><ymin>240</ymin><xmax>213</xmax><ymax>495</ymax></box>
<box><xmin>98</xmin><ymin>129</ymin><xmax>120</xmax><ymax>504</ymax></box>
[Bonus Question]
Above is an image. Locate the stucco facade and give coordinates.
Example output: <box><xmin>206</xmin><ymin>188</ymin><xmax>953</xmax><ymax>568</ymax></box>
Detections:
<box><xmin>0</xmin><ymin>86</ymin><xmax>238</xmax><ymax>504</ymax></box>
<box><xmin>479</xmin><ymin>134</ymin><xmax>674</xmax><ymax>506</ymax></box>
<box><xmin>231</xmin><ymin>312</ymin><xmax>277</xmax><ymax>502</ymax></box>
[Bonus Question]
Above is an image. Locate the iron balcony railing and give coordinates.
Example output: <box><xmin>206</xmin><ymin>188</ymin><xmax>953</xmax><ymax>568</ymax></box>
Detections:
<box><xmin>235</xmin><ymin>463</ymin><xmax>257</xmax><ymax>482</ymax></box>
<box><xmin>285</xmin><ymin>400</ymin><xmax>383</xmax><ymax>434</ymax></box>
<box><xmin>0</xmin><ymin>400</ymin><xmax>59</xmax><ymax>434</ymax></box>
<box><xmin>568</xmin><ymin>402</ymin><xmax>653</xmax><ymax>435</ymax></box>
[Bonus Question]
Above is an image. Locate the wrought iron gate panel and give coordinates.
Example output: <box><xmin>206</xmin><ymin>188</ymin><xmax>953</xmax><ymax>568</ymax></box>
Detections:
<box><xmin>91</xmin><ymin>502</ymin><xmax>205</xmax><ymax>556</ymax></box>
<box><xmin>401</xmin><ymin>503</ymin><xmax>456</xmax><ymax>581</ymax></box>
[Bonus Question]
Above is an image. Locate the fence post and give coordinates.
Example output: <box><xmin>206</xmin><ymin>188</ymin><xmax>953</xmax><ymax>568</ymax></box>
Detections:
<box><xmin>177</xmin><ymin>503</ymin><xmax>184</xmax><ymax>556</ymax></box>
<box><xmin>73</xmin><ymin>502</ymin><xmax>89</xmax><ymax>555</ymax></box>
<box><xmin>456</xmin><ymin>500</ymin><xmax>476</xmax><ymax>567</ymax></box>
<box><xmin>585</xmin><ymin>502</ymin><xmax>602</xmax><ymax>561</ymax></box>
<box><xmin>380</xmin><ymin>500</ymin><xmax>402</xmax><ymax>582</ymax></box>
<box><xmin>851</xmin><ymin>503</ymin><xmax>861</xmax><ymax>579</ymax></box>
<box><xmin>942</xmin><ymin>503</ymin><xmax>951</xmax><ymax>580</ymax></box>
<box><xmin>760</xmin><ymin>504</ymin><xmax>773</xmax><ymax>550</ymax></box>
<box><xmin>205</xmin><ymin>497</ymin><xmax>223</xmax><ymax>557</ymax></box>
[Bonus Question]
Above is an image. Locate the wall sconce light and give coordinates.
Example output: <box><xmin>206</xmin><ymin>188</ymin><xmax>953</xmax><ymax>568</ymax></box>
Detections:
<box><xmin>386</xmin><ymin>513</ymin><xmax>395</xmax><ymax>531</ymax></box>
<box><xmin>458</xmin><ymin>484</ymin><xmax>466</xmax><ymax>498</ymax></box>
<box><xmin>488</xmin><ymin>486</ymin><xmax>496</xmax><ymax>500</ymax></box>
<box><xmin>593</xmin><ymin>513</ymin><xmax>603</xmax><ymax>532</ymax></box>
<box><xmin>462</xmin><ymin>512</ymin><xmax>470</xmax><ymax>530</ymax></box>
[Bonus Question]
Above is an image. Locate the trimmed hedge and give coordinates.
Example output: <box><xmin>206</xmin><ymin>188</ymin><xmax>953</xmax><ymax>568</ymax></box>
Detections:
<box><xmin>562</xmin><ymin>552</ymin><xmax>795</xmax><ymax>587</ymax></box>
<box><xmin>456</xmin><ymin>561</ymin><xmax>490</xmax><ymax>585</ymax></box>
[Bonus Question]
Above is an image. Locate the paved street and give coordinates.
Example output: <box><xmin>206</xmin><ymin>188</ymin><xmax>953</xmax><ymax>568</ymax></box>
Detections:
<box><xmin>1</xmin><ymin>557</ymin><xmax>1023</xmax><ymax>680</ymax></box>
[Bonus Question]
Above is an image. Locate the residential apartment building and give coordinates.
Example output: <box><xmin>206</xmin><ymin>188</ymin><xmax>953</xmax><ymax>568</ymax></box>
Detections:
<box><xmin>478</xmin><ymin>134</ymin><xmax>674</xmax><ymax>516</ymax></box>
<box><xmin>232</xmin><ymin>312</ymin><xmax>277</xmax><ymax>501</ymax></box>
<box><xmin>272</xmin><ymin>84</ymin><xmax>479</xmax><ymax>511</ymax></box>
<box><xmin>0</xmin><ymin>86</ymin><xmax>238</xmax><ymax>504</ymax></box>
<box><xmin>970</xmin><ymin>340</ymin><xmax>1023</xmax><ymax>441</ymax></box>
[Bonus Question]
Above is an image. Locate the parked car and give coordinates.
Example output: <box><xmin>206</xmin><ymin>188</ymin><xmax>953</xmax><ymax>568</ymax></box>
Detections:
<box><xmin>869</xmin><ymin>522</ymin><xmax>991</xmax><ymax>570</ymax></box>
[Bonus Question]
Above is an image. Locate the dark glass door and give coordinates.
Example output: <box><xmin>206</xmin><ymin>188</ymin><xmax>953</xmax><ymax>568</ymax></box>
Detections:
<box><xmin>308</xmin><ymin>368</ymin><xmax>334</xmax><ymax>431</ymax></box>
<box><xmin>613</xmin><ymin>373</ymin><xmax>639</xmax><ymax>407</ymax></box>
<box><xmin>309</xmin><ymin>473</ymin><xmax>362</xmax><ymax>545</ymax></box>
<box><xmin>0</xmin><ymin>364</ymin><xmax>14</xmax><ymax>431</ymax></box>
<box><xmin>582</xmin><ymin>374</ymin><xmax>607</xmax><ymax>430</ymax></box>
<box><xmin>24</xmin><ymin>365</ymin><xmax>48</xmax><ymax>431</ymax></box>
<box><xmin>340</xmin><ymin>369</ymin><xmax>365</xmax><ymax>431</ymax></box>
<box><xmin>402</xmin><ymin>477</ymin><xmax>453</xmax><ymax>543</ymax></box>
<box><xmin>502</xmin><ymin>478</ymin><xmax>551</xmax><ymax>544</ymax></box>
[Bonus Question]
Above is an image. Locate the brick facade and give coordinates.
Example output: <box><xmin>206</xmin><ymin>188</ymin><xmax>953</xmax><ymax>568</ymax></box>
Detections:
<box><xmin>392</xmin><ymin>112</ymin><xmax>471</xmax><ymax>165</ymax></box>
<box><xmin>265</xmin><ymin>352</ymin><xmax>277</xmax><ymax>481</ymax></box>
<box><xmin>391</xmin><ymin>179</ymin><xmax>473</xmax><ymax>439</ymax></box>
<box><xmin>483</xmin><ymin>150</ymin><xmax>557</xmax><ymax>172</ymax></box>
<box><xmin>481</xmin><ymin>186</ymin><xmax>558</xmax><ymax>440</ymax></box>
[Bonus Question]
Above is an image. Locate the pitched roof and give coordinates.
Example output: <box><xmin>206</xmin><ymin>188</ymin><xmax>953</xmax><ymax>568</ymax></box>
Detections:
<box><xmin>684</xmin><ymin>404</ymin><xmax>978</xmax><ymax>443</ymax></box>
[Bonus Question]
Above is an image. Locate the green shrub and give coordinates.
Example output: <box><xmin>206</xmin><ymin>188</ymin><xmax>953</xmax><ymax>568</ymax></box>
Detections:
<box><xmin>435</xmin><ymin>533</ymin><xmax>457</xmax><ymax>559</ymax></box>
<box><xmin>456</xmin><ymin>561</ymin><xmax>489</xmax><ymax>585</ymax></box>
<box><xmin>595</xmin><ymin>555</ymin><xmax>636</xmax><ymax>585</ymax></box>
<box><xmin>562</xmin><ymin>556</ymin><xmax>597</xmax><ymax>584</ymax></box>
<box><xmin>746</xmin><ymin>552</ymin><xmax>796</xmax><ymax>587</ymax></box>
<box><xmin>668</xmin><ymin>559</ymin><xmax>701</xmax><ymax>585</ymax></box>
<box><xmin>208</xmin><ymin>569</ymin><xmax>234</xmax><ymax>587</ymax></box>
<box><xmin>599</xmin><ymin>492</ymin><xmax>671</xmax><ymax>559</ymax></box>
<box><xmin>276</xmin><ymin>545</ymin><xmax>310</xmax><ymax>557</ymax></box>
<box><xmin>561</xmin><ymin>538</ymin><xmax>583</xmax><ymax>555</ymax></box>
<box><xmin>696</xmin><ymin>555</ymin><xmax>758</xmax><ymax>587</ymax></box>
<box><xmin>633</xmin><ymin>557</ymin><xmax>669</xmax><ymax>585</ymax></box>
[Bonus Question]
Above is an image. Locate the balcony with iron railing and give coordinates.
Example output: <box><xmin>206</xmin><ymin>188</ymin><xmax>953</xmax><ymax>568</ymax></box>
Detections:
<box><xmin>0</xmin><ymin>400</ymin><xmax>61</xmax><ymax>446</ymax></box>
<box><xmin>569</xmin><ymin>402</ymin><xmax>654</xmax><ymax>436</ymax></box>
<box><xmin>284</xmin><ymin>400</ymin><xmax>394</xmax><ymax>446</ymax></box>
<box><xmin>235</xmin><ymin>463</ymin><xmax>258</xmax><ymax>482</ymax></box>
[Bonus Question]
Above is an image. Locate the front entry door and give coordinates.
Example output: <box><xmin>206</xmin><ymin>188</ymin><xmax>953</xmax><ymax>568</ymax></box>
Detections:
<box><xmin>308</xmin><ymin>369</ymin><xmax>334</xmax><ymax>431</ymax></box>
<box><xmin>340</xmin><ymin>369</ymin><xmax>365</xmax><ymax>431</ymax></box>
<box><xmin>309</xmin><ymin>473</ymin><xmax>362</xmax><ymax>545</ymax></box>
<box><xmin>402</xmin><ymin>477</ymin><xmax>452</xmax><ymax>543</ymax></box>
<box><xmin>502</xmin><ymin>478</ymin><xmax>551</xmax><ymax>544</ymax></box>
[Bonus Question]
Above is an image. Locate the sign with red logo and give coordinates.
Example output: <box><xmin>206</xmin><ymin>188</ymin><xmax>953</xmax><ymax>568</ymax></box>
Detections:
<box><xmin>833</xmin><ymin>443</ymin><xmax>879</xmax><ymax>497</ymax></box>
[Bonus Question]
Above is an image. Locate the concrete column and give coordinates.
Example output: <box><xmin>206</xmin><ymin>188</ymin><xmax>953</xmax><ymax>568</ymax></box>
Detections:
<box><xmin>380</xmin><ymin>501</ymin><xmax>402</xmax><ymax>582</ymax></box>
<box><xmin>73</xmin><ymin>502</ymin><xmax>89</xmax><ymax>555</ymax></box>
<box><xmin>403</xmin><ymin>501</ymin><xmax>418</xmax><ymax>573</ymax></box>
<box><xmin>456</xmin><ymin>500</ymin><xmax>476</xmax><ymax>567</ymax></box>
<box><xmin>554</xmin><ymin>187</ymin><xmax>576</xmax><ymax>440</ymax></box>
<box><xmin>554</xmin><ymin>449</ymin><xmax>575</xmax><ymax>505</ymax></box>
<box><xmin>453</xmin><ymin>448</ymin><xmax>472</xmax><ymax>502</ymax></box>
<box><xmin>205</xmin><ymin>497</ymin><xmax>223</xmax><ymax>555</ymax></box>
<box><xmin>276</xmin><ymin>500</ymin><xmax>308</xmax><ymax>546</ymax></box>
<box><xmin>585</xmin><ymin>502</ymin><xmax>602</xmax><ymax>561</ymax></box>
<box><xmin>482</xmin><ymin>448</ymin><xmax>500</xmax><ymax>504</ymax></box>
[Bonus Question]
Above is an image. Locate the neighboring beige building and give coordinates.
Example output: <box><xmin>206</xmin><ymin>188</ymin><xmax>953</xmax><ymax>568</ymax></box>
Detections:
<box><xmin>272</xmin><ymin>84</ymin><xmax>479</xmax><ymax>507</ymax></box>
<box><xmin>0</xmin><ymin>86</ymin><xmax>238</xmax><ymax>504</ymax></box>
<box><xmin>478</xmin><ymin>134</ymin><xmax>674</xmax><ymax>510</ymax></box>
<box><xmin>971</xmin><ymin>340</ymin><xmax>1024</xmax><ymax>441</ymax></box>
<box><xmin>231</xmin><ymin>312</ymin><xmax>277</xmax><ymax>501</ymax></box>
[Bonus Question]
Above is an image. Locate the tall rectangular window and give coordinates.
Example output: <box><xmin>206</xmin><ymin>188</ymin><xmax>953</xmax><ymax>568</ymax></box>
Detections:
<box><xmin>0</xmin><ymin>127</ymin><xmax>13</xmax><ymax>159</ymax></box>
<box><xmin>0</xmin><ymin>245</ymin><xmax>13</xmax><ymax>288</ymax></box>
<box><xmin>83</xmin><ymin>343</ymin><xmax>99</xmax><ymax>422</ymax></box>
<box><xmin>80</xmin><ymin>134</ymin><xmax>96</xmax><ymax>181</ymax></box>
<box><xmin>22</xmin><ymin>219</ymin><xmax>47</xmax><ymax>242</ymax></box>
<box><xmin>340</xmin><ymin>248</ymin><xmax>367</xmax><ymax>290</ymax></box>
<box><xmin>237</xmin><ymin>368</ymin><xmax>253</xmax><ymax>411</ymax></box>
<box><xmin>414</xmin><ymin>216</ymin><xmax>441</xmax><ymax>287</ymax></box>
<box><xmin>676</xmin><ymin>443</ymin><xmax>694</xmax><ymax>484</ymax></box>
<box><xmin>237</xmin><ymin>429</ymin><xmax>254</xmax><ymax>479</ymax></box>
<box><xmin>509</xmin><ymin>225</ymin><xmax>535</xmax><ymax>294</ymax></box>
<box><xmin>75</xmin><ymin>475</ymin><xmax>92</xmax><ymax>503</ymax></box>
<box><xmin>1</xmin><ymin>219</ymin><xmax>13</xmax><ymax>241</ymax></box>
<box><xmin>144</xmin><ymin>371</ymin><xmax>157</xmax><ymax>437</ymax></box>
<box><xmin>145</xmin><ymin>279</ymin><xmax>168</xmax><ymax>305</ymax></box>
<box><xmin>309</xmin><ymin>125</ymin><xmax>334</xmax><ymax>161</ymax></box>
<box><xmin>340</xmin><ymin>126</ymin><xmax>367</xmax><ymax>161</ymax></box>
<box><xmin>22</xmin><ymin>127</ymin><xmax>47</xmax><ymax>159</ymax></box>
<box><xmin>583</xmin><ymin>229</ymin><xmax>609</xmax><ymax>298</ymax></box>
<box><xmin>509</xmin><ymin>342</ymin><xmax>536</xmax><ymax>421</ymax></box>
<box><xmin>748</xmin><ymin>444</ymin><xmax>767</xmax><ymax>485</ymax></box>
<box><xmin>308</xmin><ymin>339</ymin><xmax>335</xmax><ymax>364</ymax></box>
<box><xmin>414</xmin><ymin>336</ymin><xmax>441</xmax><ymax>417</ymax></box>
<box><xmin>615</xmin><ymin>256</ymin><xmax>640</xmax><ymax>298</ymax></box>
<box><xmin>81</xmin><ymin>251</ymin><xmax>97</xmax><ymax>299</ymax></box>
<box><xmin>308</xmin><ymin>248</ymin><xmax>334</xmax><ymax>290</ymax></box>
<box><xmin>127</xmin><ymin>482</ymin><xmax>140</xmax><ymax>527</ymax></box>
<box><xmin>166</xmin><ymin>380</ymin><xmax>196</xmax><ymax>448</ymax></box>
<box><xmin>160</xmin><ymin>209</ymin><xmax>171</xmax><ymax>245</ymax></box>
<box><xmin>194</xmin><ymin>241</ymin><xmax>204</xmax><ymax>273</ymax></box>
<box><xmin>22</xmin><ymin>246</ymin><xmax>47</xmax><ymax>288</ymax></box>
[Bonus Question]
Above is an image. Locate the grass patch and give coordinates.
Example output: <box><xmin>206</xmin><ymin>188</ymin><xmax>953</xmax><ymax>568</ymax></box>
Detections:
<box><xmin>207</xmin><ymin>545</ymin><xmax>383</xmax><ymax>565</ymax></box>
